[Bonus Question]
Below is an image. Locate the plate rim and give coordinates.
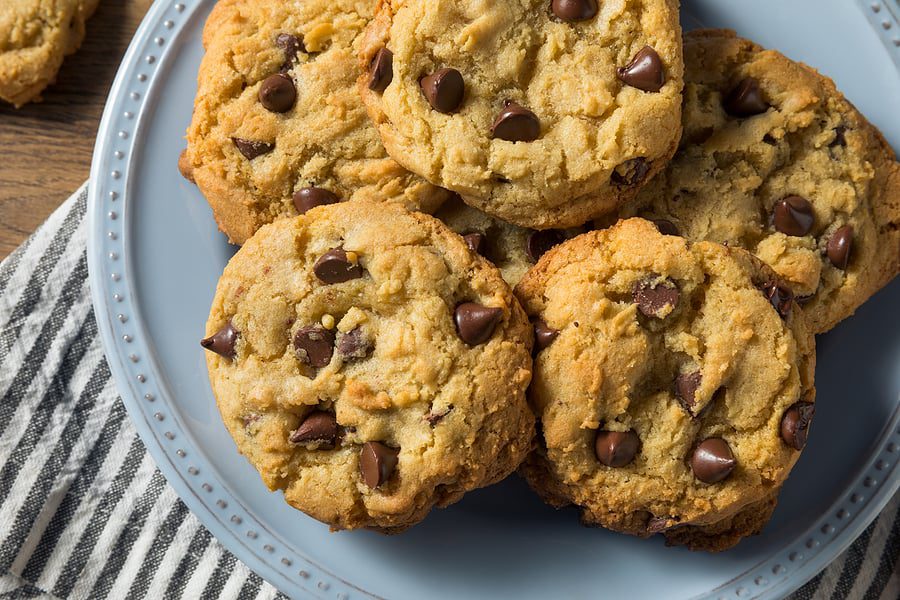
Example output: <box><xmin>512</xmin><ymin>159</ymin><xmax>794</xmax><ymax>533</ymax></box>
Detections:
<box><xmin>86</xmin><ymin>1</ymin><xmax>900</xmax><ymax>599</ymax></box>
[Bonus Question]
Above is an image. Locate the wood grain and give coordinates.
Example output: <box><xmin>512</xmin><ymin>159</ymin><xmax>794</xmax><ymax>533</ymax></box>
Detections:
<box><xmin>0</xmin><ymin>0</ymin><xmax>154</xmax><ymax>259</ymax></box>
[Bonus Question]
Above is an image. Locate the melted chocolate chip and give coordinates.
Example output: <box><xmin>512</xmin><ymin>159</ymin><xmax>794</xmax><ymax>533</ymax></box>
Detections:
<box><xmin>232</xmin><ymin>138</ymin><xmax>274</xmax><ymax>160</ymax></box>
<box><xmin>463</xmin><ymin>232</ymin><xmax>486</xmax><ymax>255</ymax></box>
<box><xmin>359</xmin><ymin>441</ymin><xmax>399</xmax><ymax>488</ymax></box>
<box><xmin>336</xmin><ymin>327</ymin><xmax>373</xmax><ymax>359</ymax></box>
<box><xmin>368</xmin><ymin>48</ymin><xmax>393</xmax><ymax>92</ymax></box>
<box><xmin>723</xmin><ymin>77</ymin><xmax>769</xmax><ymax>117</ymax></box>
<box><xmin>691</xmin><ymin>438</ymin><xmax>736</xmax><ymax>484</ymax></box>
<box><xmin>533</xmin><ymin>320</ymin><xmax>559</xmax><ymax>352</ymax></box>
<box><xmin>425</xmin><ymin>404</ymin><xmax>453</xmax><ymax>426</ymax></box>
<box><xmin>454</xmin><ymin>302</ymin><xmax>503</xmax><ymax>345</ymax></box>
<box><xmin>313</xmin><ymin>248</ymin><xmax>364</xmax><ymax>284</ymax></box>
<box><xmin>781</xmin><ymin>401</ymin><xmax>815</xmax><ymax>450</ymax></box>
<box><xmin>646</xmin><ymin>516</ymin><xmax>673</xmax><ymax>533</ymax></box>
<box><xmin>276</xmin><ymin>33</ymin><xmax>304</xmax><ymax>71</ymax></box>
<box><xmin>526</xmin><ymin>229</ymin><xmax>564</xmax><ymax>262</ymax></box>
<box><xmin>611</xmin><ymin>157</ymin><xmax>650</xmax><ymax>186</ymax></box>
<box><xmin>289</xmin><ymin>411</ymin><xmax>338</xmax><ymax>446</ymax></box>
<box><xmin>761</xmin><ymin>280</ymin><xmax>793</xmax><ymax>319</ymax></box>
<box><xmin>652</xmin><ymin>219</ymin><xmax>680</xmax><ymax>236</ymax></box>
<box><xmin>293</xmin><ymin>325</ymin><xmax>335</xmax><ymax>368</ymax></box>
<box><xmin>632</xmin><ymin>276</ymin><xmax>680</xmax><ymax>319</ymax></box>
<box><xmin>200</xmin><ymin>321</ymin><xmax>238</xmax><ymax>359</ymax></box>
<box><xmin>551</xmin><ymin>0</ymin><xmax>598</xmax><ymax>21</ymax></box>
<box><xmin>420</xmin><ymin>68</ymin><xmax>465</xmax><ymax>113</ymax></box>
<box><xmin>491</xmin><ymin>101</ymin><xmax>540</xmax><ymax>142</ymax></box>
<box><xmin>826</xmin><ymin>225</ymin><xmax>853</xmax><ymax>270</ymax></box>
<box><xmin>772</xmin><ymin>196</ymin><xmax>814</xmax><ymax>237</ymax></box>
<box><xmin>830</xmin><ymin>125</ymin><xmax>847</xmax><ymax>148</ymax></box>
<box><xmin>595</xmin><ymin>430</ymin><xmax>641</xmax><ymax>468</ymax></box>
<box><xmin>293</xmin><ymin>187</ymin><xmax>339</xmax><ymax>214</ymax></box>
<box><xmin>617</xmin><ymin>46</ymin><xmax>665</xmax><ymax>92</ymax></box>
<box><xmin>675</xmin><ymin>370</ymin><xmax>702</xmax><ymax>412</ymax></box>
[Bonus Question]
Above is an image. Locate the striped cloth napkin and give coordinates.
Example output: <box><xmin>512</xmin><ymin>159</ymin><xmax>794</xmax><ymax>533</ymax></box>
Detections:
<box><xmin>0</xmin><ymin>185</ymin><xmax>896</xmax><ymax>600</ymax></box>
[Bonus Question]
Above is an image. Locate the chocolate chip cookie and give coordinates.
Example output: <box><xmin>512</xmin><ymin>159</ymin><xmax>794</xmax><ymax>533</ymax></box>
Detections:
<box><xmin>619</xmin><ymin>29</ymin><xmax>900</xmax><ymax>333</ymax></box>
<box><xmin>434</xmin><ymin>194</ymin><xmax>588</xmax><ymax>287</ymax></box>
<box><xmin>202</xmin><ymin>201</ymin><xmax>534</xmax><ymax>532</ymax></box>
<box><xmin>516</xmin><ymin>218</ymin><xmax>816</xmax><ymax>551</ymax></box>
<box><xmin>181</xmin><ymin>0</ymin><xmax>449</xmax><ymax>245</ymax></box>
<box><xmin>358</xmin><ymin>0</ymin><xmax>684</xmax><ymax>229</ymax></box>
<box><xmin>0</xmin><ymin>0</ymin><xmax>99</xmax><ymax>107</ymax></box>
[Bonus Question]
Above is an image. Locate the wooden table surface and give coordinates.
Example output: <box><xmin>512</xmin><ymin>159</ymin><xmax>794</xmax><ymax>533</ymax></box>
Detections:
<box><xmin>0</xmin><ymin>0</ymin><xmax>154</xmax><ymax>259</ymax></box>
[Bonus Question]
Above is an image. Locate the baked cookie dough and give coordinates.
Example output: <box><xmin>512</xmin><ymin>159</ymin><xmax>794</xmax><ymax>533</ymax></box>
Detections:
<box><xmin>359</xmin><ymin>0</ymin><xmax>684</xmax><ymax>229</ymax></box>
<box><xmin>620</xmin><ymin>29</ymin><xmax>900</xmax><ymax>333</ymax></box>
<box><xmin>434</xmin><ymin>194</ymin><xmax>588</xmax><ymax>287</ymax></box>
<box><xmin>202</xmin><ymin>201</ymin><xmax>534</xmax><ymax>532</ymax></box>
<box><xmin>0</xmin><ymin>0</ymin><xmax>99</xmax><ymax>107</ymax></box>
<box><xmin>182</xmin><ymin>0</ymin><xmax>449</xmax><ymax>245</ymax></box>
<box><xmin>516</xmin><ymin>218</ymin><xmax>816</xmax><ymax>551</ymax></box>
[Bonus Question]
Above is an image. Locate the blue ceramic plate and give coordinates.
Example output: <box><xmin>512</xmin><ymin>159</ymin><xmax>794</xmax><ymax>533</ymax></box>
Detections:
<box><xmin>87</xmin><ymin>1</ymin><xmax>900</xmax><ymax>598</ymax></box>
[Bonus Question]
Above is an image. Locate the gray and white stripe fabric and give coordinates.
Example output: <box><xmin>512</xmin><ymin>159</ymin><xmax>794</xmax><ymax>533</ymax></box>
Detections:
<box><xmin>0</xmin><ymin>185</ymin><xmax>896</xmax><ymax>600</ymax></box>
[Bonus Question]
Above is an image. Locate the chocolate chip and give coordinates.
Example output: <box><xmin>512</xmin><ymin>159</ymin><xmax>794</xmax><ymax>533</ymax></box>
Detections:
<box><xmin>534</xmin><ymin>320</ymin><xmax>559</xmax><ymax>352</ymax></box>
<box><xmin>420</xmin><ymin>68</ymin><xmax>464</xmax><ymax>113</ymax></box>
<box><xmin>827</xmin><ymin>225</ymin><xmax>853</xmax><ymax>270</ymax></box>
<box><xmin>359</xmin><ymin>441</ymin><xmax>399</xmax><ymax>488</ymax></box>
<box><xmin>242</xmin><ymin>413</ymin><xmax>261</xmax><ymax>428</ymax></box>
<box><xmin>830</xmin><ymin>125</ymin><xmax>847</xmax><ymax>148</ymax></box>
<box><xmin>760</xmin><ymin>280</ymin><xmax>793</xmax><ymax>319</ymax></box>
<box><xmin>463</xmin><ymin>233</ymin><xmax>486</xmax><ymax>255</ymax></box>
<box><xmin>336</xmin><ymin>327</ymin><xmax>373</xmax><ymax>359</ymax></box>
<box><xmin>425</xmin><ymin>404</ymin><xmax>453</xmax><ymax>426</ymax></box>
<box><xmin>289</xmin><ymin>410</ymin><xmax>338</xmax><ymax>446</ymax></box>
<box><xmin>772</xmin><ymin>196</ymin><xmax>814</xmax><ymax>237</ymax></box>
<box><xmin>632</xmin><ymin>276</ymin><xmax>680</xmax><ymax>318</ymax></box>
<box><xmin>276</xmin><ymin>33</ymin><xmax>304</xmax><ymax>71</ymax></box>
<box><xmin>526</xmin><ymin>229</ymin><xmax>564</xmax><ymax>262</ymax></box>
<box><xmin>723</xmin><ymin>77</ymin><xmax>769</xmax><ymax>117</ymax></box>
<box><xmin>616</xmin><ymin>46</ymin><xmax>665</xmax><ymax>92</ymax></box>
<box><xmin>646</xmin><ymin>516</ymin><xmax>673</xmax><ymax>533</ymax></box>
<box><xmin>313</xmin><ymin>248</ymin><xmax>363</xmax><ymax>284</ymax></box>
<box><xmin>780</xmin><ymin>401</ymin><xmax>815</xmax><ymax>450</ymax></box>
<box><xmin>454</xmin><ymin>302</ymin><xmax>503</xmax><ymax>345</ymax></box>
<box><xmin>550</xmin><ymin>0</ymin><xmax>598</xmax><ymax>22</ymax></box>
<box><xmin>201</xmin><ymin>321</ymin><xmax>238</xmax><ymax>359</ymax></box>
<box><xmin>491</xmin><ymin>101</ymin><xmax>540</xmax><ymax>142</ymax></box>
<box><xmin>652</xmin><ymin>219</ymin><xmax>680</xmax><ymax>236</ymax></box>
<box><xmin>675</xmin><ymin>370</ymin><xmax>701</xmax><ymax>411</ymax></box>
<box><xmin>594</xmin><ymin>430</ymin><xmax>640</xmax><ymax>468</ymax></box>
<box><xmin>293</xmin><ymin>325</ymin><xmax>335</xmax><ymax>367</ymax></box>
<box><xmin>611</xmin><ymin>157</ymin><xmax>650</xmax><ymax>186</ymax></box>
<box><xmin>368</xmin><ymin>48</ymin><xmax>393</xmax><ymax>92</ymax></box>
<box><xmin>293</xmin><ymin>187</ymin><xmax>339</xmax><ymax>214</ymax></box>
<box><xmin>691</xmin><ymin>438</ymin><xmax>736</xmax><ymax>483</ymax></box>
<box><xmin>258</xmin><ymin>73</ymin><xmax>297</xmax><ymax>113</ymax></box>
<box><xmin>232</xmin><ymin>138</ymin><xmax>274</xmax><ymax>160</ymax></box>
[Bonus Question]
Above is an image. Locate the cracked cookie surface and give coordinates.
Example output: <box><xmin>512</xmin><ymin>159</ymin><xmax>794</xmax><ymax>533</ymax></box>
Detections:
<box><xmin>203</xmin><ymin>201</ymin><xmax>534</xmax><ymax>532</ymax></box>
<box><xmin>359</xmin><ymin>0</ymin><xmax>683</xmax><ymax>229</ymax></box>
<box><xmin>182</xmin><ymin>0</ymin><xmax>449</xmax><ymax>245</ymax></box>
<box><xmin>0</xmin><ymin>0</ymin><xmax>99</xmax><ymax>107</ymax></box>
<box><xmin>516</xmin><ymin>218</ymin><xmax>815</xmax><ymax>551</ymax></box>
<box><xmin>620</xmin><ymin>29</ymin><xmax>900</xmax><ymax>333</ymax></box>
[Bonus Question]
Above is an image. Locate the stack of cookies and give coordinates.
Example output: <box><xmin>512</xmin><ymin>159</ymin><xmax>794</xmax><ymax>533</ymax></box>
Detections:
<box><xmin>183</xmin><ymin>0</ymin><xmax>900</xmax><ymax>551</ymax></box>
